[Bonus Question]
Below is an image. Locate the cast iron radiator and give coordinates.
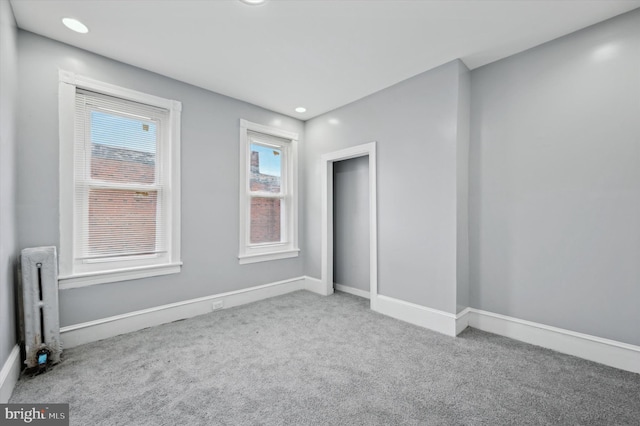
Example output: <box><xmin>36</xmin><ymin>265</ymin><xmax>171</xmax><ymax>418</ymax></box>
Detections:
<box><xmin>20</xmin><ymin>246</ymin><xmax>62</xmax><ymax>369</ymax></box>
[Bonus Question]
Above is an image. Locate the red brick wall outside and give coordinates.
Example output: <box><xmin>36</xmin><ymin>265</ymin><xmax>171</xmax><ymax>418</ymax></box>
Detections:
<box><xmin>249</xmin><ymin>151</ymin><xmax>282</xmax><ymax>244</ymax></box>
<box><xmin>88</xmin><ymin>187</ymin><xmax>158</xmax><ymax>256</ymax></box>
<box><xmin>90</xmin><ymin>157</ymin><xmax>155</xmax><ymax>184</ymax></box>
<box><xmin>84</xmin><ymin>145</ymin><xmax>282</xmax><ymax>256</ymax></box>
<box><xmin>250</xmin><ymin>197</ymin><xmax>281</xmax><ymax>244</ymax></box>
<box><xmin>87</xmin><ymin>145</ymin><xmax>158</xmax><ymax>257</ymax></box>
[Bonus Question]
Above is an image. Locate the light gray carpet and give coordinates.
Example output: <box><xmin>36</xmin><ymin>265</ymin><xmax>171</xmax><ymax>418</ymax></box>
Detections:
<box><xmin>10</xmin><ymin>291</ymin><xmax>640</xmax><ymax>425</ymax></box>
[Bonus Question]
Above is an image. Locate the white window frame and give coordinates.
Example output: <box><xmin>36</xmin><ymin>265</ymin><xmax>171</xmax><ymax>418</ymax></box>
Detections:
<box><xmin>58</xmin><ymin>70</ymin><xmax>182</xmax><ymax>289</ymax></box>
<box><xmin>238</xmin><ymin>119</ymin><xmax>299</xmax><ymax>264</ymax></box>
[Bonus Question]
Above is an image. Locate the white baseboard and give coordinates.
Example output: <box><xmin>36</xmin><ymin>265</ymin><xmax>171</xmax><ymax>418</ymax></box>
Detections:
<box><xmin>369</xmin><ymin>297</ymin><xmax>639</xmax><ymax>374</ymax></box>
<box><xmin>58</xmin><ymin>274</ymin><xmax>640</xmax><ymax>375</ymax></box>
<box><xmin>303</xmin><ymin>276</ymin><xmax>326</xmax><ymax>295</ymax></box>
<box><xmin>61</xmin><ymin>276</ymin><xmax>308</xmax><ymax>349</ymax></box>
<box><xmin>0</xmin><ymin>345</ymin><xmax>21</xmax><ymax>403</ymax></box>
<box><xmin>456</xmin><ymin>307</ymin><xmax>472</xmax><ymax>335</ymax></box>
<box><xmin>373</xmin><ymin>295</ymin><xmax>458</xmax><ymax>337</ymax></box>
<box><xmin>466</xmin><ymin>309</ymin><xmax>640</xmax><ymax>374</ymax></box>
<box><xmin>334</xmin><ymin>283</ymin><xmax>370</xmax><ymax>299</ymax></box>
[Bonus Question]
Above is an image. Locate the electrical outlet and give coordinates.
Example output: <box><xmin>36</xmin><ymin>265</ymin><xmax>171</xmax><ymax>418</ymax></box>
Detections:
<box><xmin>211</xmin><ymin>300</ymin><xmax>224</xmax><ymax>311</ymax></box>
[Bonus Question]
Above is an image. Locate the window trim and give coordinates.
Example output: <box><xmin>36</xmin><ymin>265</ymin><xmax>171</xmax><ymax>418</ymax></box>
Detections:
<box><xmin>238</xmin><ymin>119</ymin><xmax>299</xmax><ymax>264</ymax></box>
<box><xmin>58</xmin><ymin>70</ymin><xmax>182</xmax><ymax>289</ymax></box>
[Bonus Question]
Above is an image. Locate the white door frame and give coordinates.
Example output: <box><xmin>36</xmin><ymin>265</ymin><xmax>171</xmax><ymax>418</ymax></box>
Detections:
<box><xmin>321</xmin><ymin>142</ymin><xmax>378</xmax><ymax>310</ymax></box>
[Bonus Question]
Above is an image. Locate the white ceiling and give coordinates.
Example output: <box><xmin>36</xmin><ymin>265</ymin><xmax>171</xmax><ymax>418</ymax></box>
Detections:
<box><xmin>10</xmin><ymin>0</ymin><xmax>640</xmax><ymax>120</ymax></box>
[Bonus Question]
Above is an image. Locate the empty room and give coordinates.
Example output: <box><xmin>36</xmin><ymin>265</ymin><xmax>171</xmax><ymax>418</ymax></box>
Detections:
<box><xmin>1</xmin><ymin>0</ymin><xmax>639</xmax><ymax>424</ymax></box>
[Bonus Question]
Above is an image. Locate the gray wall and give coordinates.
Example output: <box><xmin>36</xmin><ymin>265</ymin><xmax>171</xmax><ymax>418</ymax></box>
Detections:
<box><xmin>11</xmin><ymin>6</ymin><xmax>637</xmax><ymax>349</ymax></box>
<box><xmin>305</xmin><ymin>60</ymin><xmax>470</xmax><ymax>314</ymax></box>
<box><xmin>17</xmin><ymin>31</ymin><xmax>305</xmax><ymax>327</ymax></box>
<box><xmin>333</xmin><ymin>156</ymin><xmax>370</xmax><ymax>293</ymax></box>
<box><xmin>0</xmin><ymin>0</ymin><xmax>18</xmax><ymax>368</ymax></box>
<box><xmin>469</xmin><ymin>10</ymin><xmax>640</xmax><ymax>345</ymax></box>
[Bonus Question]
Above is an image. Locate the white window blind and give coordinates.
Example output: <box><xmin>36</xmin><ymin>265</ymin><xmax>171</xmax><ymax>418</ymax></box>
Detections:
<box><xmin>74</xmin><ymin>89</ymin><xmax>170</xmax><ymax>262</ymax></box>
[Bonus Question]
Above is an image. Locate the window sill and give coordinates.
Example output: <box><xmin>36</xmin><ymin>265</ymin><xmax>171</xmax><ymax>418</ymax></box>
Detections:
<box><xmin>58</xmin><ymin>262</ymin><xmax>182</xmax><ymax>290</ymax></box>
<box><xmin>238</xmin><ymin>249</ymin><xmax>300</xmax><ymax>265</ymax></box>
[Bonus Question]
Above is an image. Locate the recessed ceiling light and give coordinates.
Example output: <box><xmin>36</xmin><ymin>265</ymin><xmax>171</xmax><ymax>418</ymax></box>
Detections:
<box><xmin>62</xmin><ymin>17</ymin><xmax>89</xmax><ymax>34</ymax></box>
<box><xmin>295</xmin><ymin>107</ymin><xmax>307</xmax><ymax>113</ymax></box>
<box><xmin>239</xmin><ymin>0</ymin><xmax>266</xmax><ymax>5</ymax></box>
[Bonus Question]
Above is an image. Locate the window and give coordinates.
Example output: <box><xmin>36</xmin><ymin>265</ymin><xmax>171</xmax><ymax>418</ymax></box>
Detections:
<box><xmin>239</xmin><ymin>119</ymin><xmax>299</xmax><ymax>264</ymax></box>
<box><xmin>58</xmin><ymin>71</ymin><xmax>181</xmax><ymax>288</ymax></box>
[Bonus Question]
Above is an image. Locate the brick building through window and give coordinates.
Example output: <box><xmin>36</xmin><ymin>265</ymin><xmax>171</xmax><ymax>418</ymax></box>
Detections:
<box><xmin>238</xmin><ymin>119</ymin><xmax>298</xmax><ymax>264</ymax></box>
<box><xmin>249</xmin><ymin>150</ymin><xmax>281</xmax><ymax>244</ymax></box>
<box><xmin>89</xmin><ymin>144</ymin><xmax>158</xmax><ymax>257</ymax></box>
<box><xmin>88</xmin><ymin>145</ymin><xmax>281</xmax><ymax>253</ymax></box>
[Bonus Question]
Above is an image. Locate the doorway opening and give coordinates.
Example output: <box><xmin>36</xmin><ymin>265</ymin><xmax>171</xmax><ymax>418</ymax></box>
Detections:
<box><xmin>321</xmin><ymin>142</ymin><xmax>377</xmax><ymax>309</ymax></box>
<box><xmin>333</xmin><ymin>156</ymin><xmax>370</xmax><ymax>298</ymax></box>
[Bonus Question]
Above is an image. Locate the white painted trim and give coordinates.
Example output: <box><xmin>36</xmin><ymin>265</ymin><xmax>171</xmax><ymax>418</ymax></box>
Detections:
<box><xmin>58</xmin><ymin>69</ymin><xmax>182</xmax><ymax>286</ymax></box>
<box><xmin>239</xmin><ymin>119</ymin><xmax>298</xmax><ymax>141</ymax></box>
<box><xmin>466</xmin><ymin>309</ymin><xmax>640</xmax><ymax>374</ymax></box>
<box><xmin>59</xmin><ymin>70</ymin><xmax>181</xmax><ymax>111</ymax></box>
<box><xmin>60</xmin><ymin>277</ymin><xmax>308</xmax><ymax>348</ymax></box>
<box><xmin>321</xmin><ymin>142</ymin><xmax>378</xmax><ymax>308</ymax></box>
<box><xmin>58</xmin><ymin>271</ymin><xmax>640</xmax><ymax>374</ymax></box>
<box><xmin>238</xmin><ymin>119</ymin><xmax>299</xmax><ymax>264</ymax></box>
<box><xmin>59</xmin><ymin>262</ymin><xmax>183</xmax><ymax>289</ymax></box>
<box><xmin>374</xmin><ymin>295</ymin><xmax>457</xmax><ymax>337</ymax></box>
<box><xmin>303</xmin><ymin>276</ymin><xmax>326</xmax><ymax>295</ymax></box>
<box><xmin>360</xmin><ymin>296</ymin><xmax>640</xmax><ymax>374</ymax></box>
<box><xmin>58</xmin><ymin>77</ymin><xmax>75</xmax><ymax>278</ymax></box>
<box><xmin>238</xmin><ymin>249</ymin><xmax>300</xmax><ymax>264</ymax></box>
<box><xmin>455</xmin><ymin>307</ymin><xmax>472</xmax><ymax>335</ymax></box>
<box><xmin>335</xmin><ymin>284</ymin><xmax>370</xmax><ymax>299</ymax></box>
<box><xmin>0</xmin><ymin>345</ymin><xmax>21</xmax><ymax>403</ymax></box>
